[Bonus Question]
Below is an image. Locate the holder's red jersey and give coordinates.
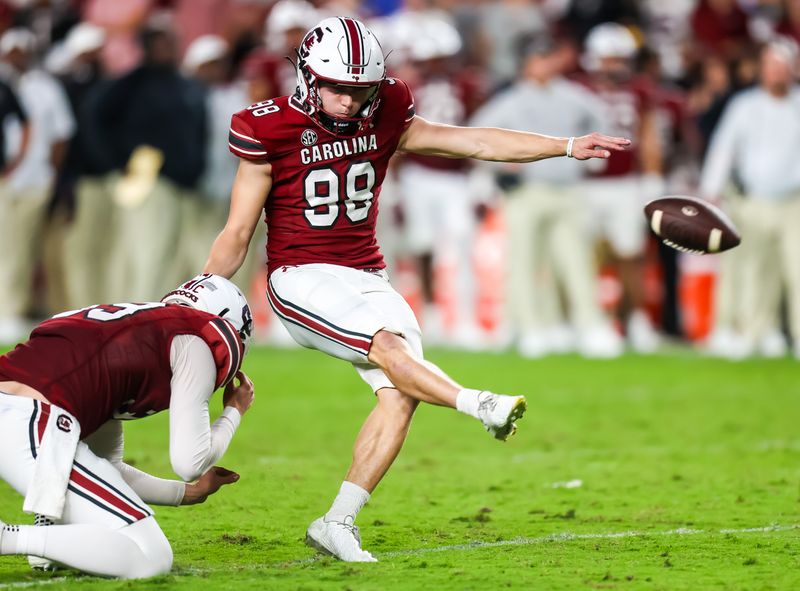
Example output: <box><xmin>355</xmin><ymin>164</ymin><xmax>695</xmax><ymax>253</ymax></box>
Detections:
<box><xmin>0</xmin><ymin>303</ymin><xmax>244</xmax><ymax>437</ymax></box>
<box><xmin>228</xmin><ymin>78</ymin><xmax>415</xmax><ymax>274</ymax></box>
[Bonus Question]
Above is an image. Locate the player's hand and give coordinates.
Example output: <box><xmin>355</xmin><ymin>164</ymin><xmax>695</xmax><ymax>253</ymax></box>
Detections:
<box><xmin>223</xmin><ymin>371</ymin><xmax>254</xmax><ymax>416</ymax></box>
<box><xmin>182</xmin><ymin>466</ymin><xmax>240</xmax><ymax>505</ymax></box>
<box><xmin>569</xmin><ymin>133</ymin><xmax>631</xmax><ymax>160</ymax></box>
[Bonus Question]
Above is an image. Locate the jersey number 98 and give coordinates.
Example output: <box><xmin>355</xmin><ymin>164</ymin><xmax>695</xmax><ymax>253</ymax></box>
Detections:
<box><xmin>303</xmin><ymin>162</ymin><xmax>375</xmax><ymax>228</ymax></box>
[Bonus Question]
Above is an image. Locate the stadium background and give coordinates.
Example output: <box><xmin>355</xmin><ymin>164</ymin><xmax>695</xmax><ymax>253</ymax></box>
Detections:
<box><xmin>0</xmin><ymin>2</ymin><xmax>799</xmax><ymax>589</ymax></box>
<box><xmin>0</xmin><ymin>0</ymin><xmax>798</xmax><ymax>358</ymax></box>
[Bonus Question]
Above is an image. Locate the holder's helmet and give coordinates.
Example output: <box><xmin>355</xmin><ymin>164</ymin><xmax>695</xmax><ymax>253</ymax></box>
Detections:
<box><xmin>162</xmin><ymin>273</ymin><xmax>253</xmax><ymax>355</ymax></box>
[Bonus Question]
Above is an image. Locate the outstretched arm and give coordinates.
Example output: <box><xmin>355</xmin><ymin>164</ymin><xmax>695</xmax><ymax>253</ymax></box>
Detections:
<box><xmin>168</xmin><ymin>335</ymin><xmax>254</xmax><ymax>482</ymax></box>
<box><xmin>86</xmin><ymin>421</ymin><xmax>240</xmax><ymax>506</ymax></box>
<box><xmin>398</xmin><ymin>115</ymin><xmax>630</xmax><ymax>163</ymax></box>
<box><xmin>204</xmin><ymin>159</ymin><xmax>272</xmax><ymax>279</ymax></box>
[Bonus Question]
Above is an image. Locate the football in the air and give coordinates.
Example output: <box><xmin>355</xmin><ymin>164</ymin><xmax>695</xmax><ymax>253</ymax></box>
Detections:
<box><xmin>643</xmin><ymin>195</ymin><xmax>741</xmax><ymax>255</ymax></box>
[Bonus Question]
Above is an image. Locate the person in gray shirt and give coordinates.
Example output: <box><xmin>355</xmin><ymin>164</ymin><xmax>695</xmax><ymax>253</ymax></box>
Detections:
<box><xmin>471</xmin><ymin>38</ymin><xmax>622</xmax><ymax>358</ymax></box>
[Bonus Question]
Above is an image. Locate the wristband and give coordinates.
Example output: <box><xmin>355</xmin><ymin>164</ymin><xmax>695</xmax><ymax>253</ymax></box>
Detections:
<box><xmin>566</xmin><ymin>137</ymin><xmax>575</xmax><ymax>158</ymax></box>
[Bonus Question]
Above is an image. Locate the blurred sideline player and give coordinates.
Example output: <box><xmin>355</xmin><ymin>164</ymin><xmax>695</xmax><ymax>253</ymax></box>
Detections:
<box><xmin>381</xmin><ymin>12</ymin><xmax>488</xmax><ymax>347</ymax></box>
<box><xmin>0</xmin><ymin>274</ymin><xmax>254</xmax><ymax>579</ymax></box>
<box><xmin>206</xmin><ymin>16</ymin><xmax>629</xmax><ymax>562</ymax></box>
<box><xmin>181</xmin><ymin>36</ymin><xmax>265</xmax><ymax>297</ymax></box>
<box><xmin>579</xmin><ymin>23</ymin><xmax>664</xmax><ymax>352</ymax></box>
<box><xmin>0</xmin><ymin>28</ymin><xmax>74</xmax><ymax>342</ymax></box>
<box><xmin>240</xmin><ymin>0</ymin><xmax>317</xmax><ymax>346</ymax></box>
<box><xmin>243</xmin><ymin>0</ymin><xmax>318</xmax><ymax>104</ymax></box>
<box><xmin>471</xmin><ymin>37</ymin><xmax>623</xmax><ymax>359</ymax></box>
<box><xmin>700</xmin><ymin>40</ymin><xmax>800</xmax><ymax>359</ymax></box>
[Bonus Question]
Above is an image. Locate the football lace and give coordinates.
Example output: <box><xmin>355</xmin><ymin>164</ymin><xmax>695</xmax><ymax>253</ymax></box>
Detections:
<box><xmin>662</xmin><ymin>239</ymin><xmax>704</xmax><ymax>255</ymax></box>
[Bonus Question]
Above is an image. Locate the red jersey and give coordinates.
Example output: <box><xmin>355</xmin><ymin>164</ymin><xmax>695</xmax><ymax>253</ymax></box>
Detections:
<box><xmin>228</xmin><ymin>78</ymin><xmax>416</xmax><ymax>273</ymax></box>
<box><xmin>579</xmin><ymin>76</ymin><xmax>654</xmax><ymax>178</ymax></box>
<box><xmin>0</xmin><ymin>303</ymin><xmax>244</xmax><ymax>438</ymax></box>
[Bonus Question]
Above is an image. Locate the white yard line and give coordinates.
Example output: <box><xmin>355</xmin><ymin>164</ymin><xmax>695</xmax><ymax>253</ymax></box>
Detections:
<box><xmin>0</xmin><ymin>578</ymin><xmax>67</xmax><ymax>589</ymax></box>
<box><xmin>380</xmin><ymin>523</ymin><xmax>797</xmax><ymax>558</ymax></box>
<box><xmin>0</xmin><ymin>523</ymin><xmax>795</xmax><ymax>586</ymax></box>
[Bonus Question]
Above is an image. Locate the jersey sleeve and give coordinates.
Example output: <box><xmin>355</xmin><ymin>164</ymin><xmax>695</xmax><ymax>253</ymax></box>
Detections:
<box><xmin>385</xmin><ymin>78</ymin><xmax>416</xmax><ymax>131</ymax></box>
<box><xmin>398</xmin><ymin>78</ymin><xmax>416</xmax><ymax>130</ymax></box>
<box><xmin>229</xmin><ymin>110</ymin><xmax>269</xmax><ymax>161</ymax></box>
<box><xmin>168</xmin><ymin>334</ymin><xmax>242</xmax><ymax>482</ymax></box>
<box><xmin>199</xmin><ymin>317</ymin><xmax>244</xmax><ymax>388</ymax></box>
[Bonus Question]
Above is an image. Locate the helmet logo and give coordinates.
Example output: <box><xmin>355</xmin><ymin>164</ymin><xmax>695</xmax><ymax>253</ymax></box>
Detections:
<box><xmin>301</xmin><ymin>129</ymin><xmax>318</xmax><ymax>146</ymax></box>
<box><xmin>300</xmin><ymin>27</ymin><xmax>323</xmax><ymax>59</ymax></box>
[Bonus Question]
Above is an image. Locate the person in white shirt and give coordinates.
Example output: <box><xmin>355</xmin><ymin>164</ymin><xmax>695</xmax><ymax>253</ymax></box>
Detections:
<box><xmin>0</xmin><ymin>28</ymin><xmax>76</xmax><ymax>342</ymax></box>
<box><xmin>700</xmin><ymin>38</ymin><xmax>800</xmax><ymax>358</ymax></box>
<box><xmin>0</xmin><ymin>274</ymin><xmax>254</xmax><ymax>579</ymax></box>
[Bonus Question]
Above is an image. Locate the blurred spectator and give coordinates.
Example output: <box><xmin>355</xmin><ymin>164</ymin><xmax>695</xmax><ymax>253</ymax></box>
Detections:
<box><xmin>477</xmin><ymin>0</ymin><xmax>549</xmax><ymax>87</ymax></box>
<box><xmin>690</xmin><ymin>55</ymin><xmax>736</xmax><ymax>151</ymax></box>
<box><xmin>559</xmin><ymin>0</ymin><xmax>642</xmax><ymax>41</ymax></box>
<box><xmin>89</xmin><ymin>20</ymin><xmax>207</xmax><ymax>302</ymax></box>
<box><xmin>393</xmin><ymin>14</ymin><xmax>488</xmax><ymax>347</ymax></box>
<box><xmin>56</xmin><ymin>22</ymin><xmax>116</xmax><ymax>308</ymax></box>
<box><xmin>690</xmin><ymin>0</ymin><xmax>753</xmax><ymax>61</ymax></box>
<box><xmin>700</xmin><ymin>38</ymin><xmax>800</xmax><ymax>358</ymax></box>
<box><xmin>472</xmin><ymin>37</ymin><xmax>622</xmax><ymax>359</ymax></box>
<box><xmin>639</xmin><ymin>46</ymin><xmax>700</xmax><ymax>337</ymax></box>
<box><xmin>241</xmin><ymin>0</ymin><xmax>317</xmax><ymax>102</ymax></box>
<box><xmin>578</xmin><ymin>23</ymin><xmax>664</xmax><ymax>353</ymax></box>
<box><xmin>180</xmin><ymin>34</ymin><xmax>258</xmax><ymax>289</ymax></box>
<box><xmin>82</xmin><ymin>0</ymin><xmax>154</xmax><ymax>75</ymax></box>
<box><xmin>3</xmin><ymin>0</ymin><xmax>81</xmax><ymax>50</ymax></box>
<box><xmin>173</xmin><ymin>0</ymin><xmax>235</xmax><ymax>54</ymax></box>
<box><xmin>315</xmin><ymin>0</ymin><xmax>363</xmax><ymax>19</ymax></box>
<box><xmin>0</xmin><ymin>74</ymin><xmax>28</xmax><ymax>178</ymax></box>
<box><xmin>776</xmin><ymin>0</ymin><xmax>800</xmax><ymax>44</ymax></box>
<box><xmin>0</xmin><ymin>27</ymin><xmax>74</xmax><ymax>342</ymax></box>
<box><xmin>639</xmin><ymin>0</ymin><xmax>696</xmax><ymax>82</ymax></box>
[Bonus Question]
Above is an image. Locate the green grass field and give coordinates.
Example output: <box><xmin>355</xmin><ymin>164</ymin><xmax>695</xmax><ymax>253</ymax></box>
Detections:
<box><xmin>0</xmin><ymin>347</ymin><xmax>798</xmax><ymax>590</ymax></box>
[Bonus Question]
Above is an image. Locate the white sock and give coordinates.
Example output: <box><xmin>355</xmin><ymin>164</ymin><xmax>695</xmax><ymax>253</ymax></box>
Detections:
<box><xmin>456</xmin><ymin>388</ymin><xmax>485</xmax><ymax>419</ymax></box>
<box><xmin>1</xmin><ymin>525</ymin><xmax>46</xmax><ymax>557</ymax></box>
<box><xmin>325</xmin><ymin>481</ymin><xmax>370</xmax><ymax>523</ymax></box>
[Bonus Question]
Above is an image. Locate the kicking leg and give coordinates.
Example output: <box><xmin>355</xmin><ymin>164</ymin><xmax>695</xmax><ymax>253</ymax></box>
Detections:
<box><xmin>369</xmin><ymin>330</ymin><xmax>526</xmax><ymax>441</ymax></box>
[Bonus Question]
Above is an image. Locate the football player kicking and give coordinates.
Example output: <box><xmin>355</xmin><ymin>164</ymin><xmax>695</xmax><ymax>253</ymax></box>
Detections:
<box><xmin>206</xmin><ymin>17</ymin><xmax>630</xmax><ymax>562</ymax></box>
<box><xmin>0</xmin><ymin>274</ymin><xmax>254</xmax><ymax>579</ymax></box>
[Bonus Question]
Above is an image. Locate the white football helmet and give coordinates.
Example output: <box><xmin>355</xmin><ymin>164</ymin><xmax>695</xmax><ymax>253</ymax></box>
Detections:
<box><xmin>582</xmin><ymin>22</ymin><xmax>638</xmax><ymax>72</ymax></box>
<box><xmin>162</xmin><ymin>273</ymin><xmax>253</xmax><ymax>354</ymax></box>
<box><xmin>293</xmin><ymin>16</ymin><xmax>386</xmax><ymax>135</ymax></box>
